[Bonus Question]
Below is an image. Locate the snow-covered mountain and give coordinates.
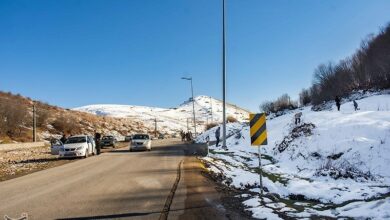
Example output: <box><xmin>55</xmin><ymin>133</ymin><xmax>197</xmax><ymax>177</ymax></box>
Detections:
<box><xmin>196</xmin><ymin>92</ymin><xmax>390</xmax><ymax>219</ymax></box>
<box><xmin>73</xmin><ymin>96</ymin><xmax>251</xmax><ymax>135</ymax></box>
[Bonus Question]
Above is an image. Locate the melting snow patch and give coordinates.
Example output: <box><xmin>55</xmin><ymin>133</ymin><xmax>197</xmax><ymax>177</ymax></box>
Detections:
<box><xmin>243</xmin><ymin>197</ymin><xmax>283</xmax><ymax>220</ymax></box>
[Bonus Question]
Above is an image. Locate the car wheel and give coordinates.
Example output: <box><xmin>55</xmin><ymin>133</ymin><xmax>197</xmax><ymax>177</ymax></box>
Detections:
<box><xmin>129</xmin><ymin>148</ymin><xmax>133</xmax><ymax>152</ymax></box>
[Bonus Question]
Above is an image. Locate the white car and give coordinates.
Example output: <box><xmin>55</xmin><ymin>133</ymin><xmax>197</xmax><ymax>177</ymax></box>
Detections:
<box><xmin>50</xmin><ymin>139</ymin><xmax>64</xmax><ymax>155</ymax></box>
<box><xmin>129</xmin><ymin>134</ymin><xmax>152</xmax><ymax>151</ymax></box>
<box><xmin>59</xmin><ymin>135</ymin><xmax>96</xmax><ymax>158</ymax></box>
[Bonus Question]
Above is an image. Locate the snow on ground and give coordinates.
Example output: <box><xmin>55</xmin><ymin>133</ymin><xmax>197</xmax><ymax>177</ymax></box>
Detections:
<box><xmin>196</xmin><ymin>93</ymin><xmax>390</xmax><ymax>219</ymax></box>
<box><xmin>73</xmin><ymin>96</ymin><xmax>250</xmax><ymax>136</ymax></box>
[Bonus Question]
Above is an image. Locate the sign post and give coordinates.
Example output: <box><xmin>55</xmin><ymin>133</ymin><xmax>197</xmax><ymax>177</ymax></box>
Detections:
<box><xmin>249</xmin><ymin>113</ymin><xmax>268</xmax><ymax>204</ymax></box>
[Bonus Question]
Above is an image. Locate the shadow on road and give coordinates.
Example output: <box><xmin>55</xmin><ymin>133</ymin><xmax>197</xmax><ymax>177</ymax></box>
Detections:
<box><xmin>56</xmin><ymin>211</ymin><xmax>161</xmax><ymax>220</ymax></box>
<box><xmin>56</xmin><ymin>205</ymin><xmax>210</xmax><ymax>220</ymax></box>
<box><xmin>107</xmin><ymin>142</ymin><xmax>209</xmax><ymax>157</ymax></box>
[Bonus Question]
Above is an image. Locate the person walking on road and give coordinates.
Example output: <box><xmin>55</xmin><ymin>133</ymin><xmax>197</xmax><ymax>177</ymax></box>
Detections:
<box><xmin>180</xmin><ymin>130</ymin><xmax>185</xmax><ymax>142</ymax></box>
<box><xmin>353</xmin><ymin>100</ymin><xmax>359</xmax><ymax>111</ymax></box>
<box><xmin>335</xmin><ymin>96</ymin><xmax>341</xmax><ymax>111</ymax></box>
<box><xmin>188</xmin><ymin>131</ymin><xmax>193</xmax><ymax>142</ymax></box>
<box><xmin>215</xmin><ymin>127</ymin><xmax>221</xmax><ymax>147</ymax></box>
<box><xmin>94</xmin><ymin>131</ymin><xmax>102</xmax><ymax>155</ymax></box>
<box><xmin>185</xmin><ymin>132</ymin><xmax>190</xmax><ymax>142</ymax></box>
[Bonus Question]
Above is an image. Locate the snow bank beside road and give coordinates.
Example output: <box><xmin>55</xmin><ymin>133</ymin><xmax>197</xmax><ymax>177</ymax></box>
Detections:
<box><xmin>197</xmin><ymin>94</ymin><xmax>390</xmax><ymax>219</ymax></box>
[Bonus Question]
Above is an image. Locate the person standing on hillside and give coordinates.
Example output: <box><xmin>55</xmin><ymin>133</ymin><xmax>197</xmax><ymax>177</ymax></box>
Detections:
<box><xmin>294</xmin><ymin>112</ymin><xmax>302</xmax><ymax>125</ymax></box>
<box><xmin>215</xmin><ymin>127</ymin><xmax>221</xmax><ymax>147</ymax></box>
<box><xmin>335</xmin><ymin>96</ymin><xmax>341</xmax><ymax>111</ymax></box>
<box><xmin>353</xmin><ymin>100</ymin><xmax>359</xmax><ymax>111</ymax></box>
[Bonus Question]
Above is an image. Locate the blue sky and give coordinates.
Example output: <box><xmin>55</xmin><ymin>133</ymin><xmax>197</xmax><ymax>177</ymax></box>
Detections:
<box><xmin>1</xmin><ymin>0</ymin><xmax>390</xmax><ymax>111</ymax></box>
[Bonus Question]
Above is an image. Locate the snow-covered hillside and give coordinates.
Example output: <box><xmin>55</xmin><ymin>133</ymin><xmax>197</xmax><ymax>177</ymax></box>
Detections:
<box><xmin>73</xmin><ymin>96</ymin><xmax>250</xmax><ymax>136</ymax></box>
<box><xmin>196</xmin><ymin>93</ymin><xmax>390</xmax><ymax>219</ymax></box>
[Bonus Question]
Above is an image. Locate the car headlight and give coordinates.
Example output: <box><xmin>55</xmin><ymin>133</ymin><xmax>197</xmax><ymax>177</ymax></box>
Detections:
<box><xmin>76</xmin><ymin>146</ymin><xmax>84</xmax><ymax>151</ymax></box>
<box><xmin>60</xmin><ymin>147</ymin><xmax>65</xmax><ymax>151</ymax></box>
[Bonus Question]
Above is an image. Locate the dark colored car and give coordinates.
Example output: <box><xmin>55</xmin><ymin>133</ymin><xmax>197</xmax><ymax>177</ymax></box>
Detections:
<box><xmin>100</xmin><ymin>135</ymin><xmax>117</xmax><ymax>148</ymax></box>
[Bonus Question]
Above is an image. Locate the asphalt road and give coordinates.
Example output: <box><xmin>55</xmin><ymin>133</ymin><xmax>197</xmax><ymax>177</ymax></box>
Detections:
<box><xmin>0</xmin><ymin>139</ymin><xmax>243</xmax><ymax>220</ymax></box>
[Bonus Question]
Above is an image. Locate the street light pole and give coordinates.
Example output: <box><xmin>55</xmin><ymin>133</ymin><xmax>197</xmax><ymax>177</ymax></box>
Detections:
<box><xmin>190</xmin><ymin>78</ymin><xmax>197</xmax><ymax>136</ymax></box>
<box><xmin>181</xmin><ymin>77</ymin><xmax>197</xmax><ymax>136</ymax></box>
<box><xmin>222</xmin><ymin>0</ymin><xmax>227</xmax><ymax>147</ymax></box>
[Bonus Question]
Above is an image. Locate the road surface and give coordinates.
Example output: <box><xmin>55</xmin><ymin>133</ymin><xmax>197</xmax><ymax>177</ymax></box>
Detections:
<box><xmin>0</xmin><ymin>139</ymin><xmax>247</xmax><ymax>220</ymax></box>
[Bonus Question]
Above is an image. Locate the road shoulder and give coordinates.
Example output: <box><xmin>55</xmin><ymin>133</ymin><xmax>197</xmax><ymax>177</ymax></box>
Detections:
<box><xmin>169</xmin><ymin>156</ymin><xmax>252</xmax><ymax>220</ymax></box>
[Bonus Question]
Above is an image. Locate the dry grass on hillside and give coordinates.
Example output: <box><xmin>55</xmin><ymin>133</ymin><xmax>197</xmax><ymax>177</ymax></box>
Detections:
<box><xmin>0</xmin><ymin>91</ymin><xmax>149</xmax><ymax>143</ymax></box>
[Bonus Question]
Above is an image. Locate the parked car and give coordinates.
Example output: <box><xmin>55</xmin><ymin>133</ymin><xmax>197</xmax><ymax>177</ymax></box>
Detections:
<box><xmin>101</xmin><ymin>135</ymin><xmax>117</xmax><ymax>148</ymax></box>
<box><xmin>59</xmin><ymin>135</ymin><xmax>96</xmax><ymax>158</ymax></box>
<box><xmin>124</xmin><ymin>135</ymin><xmax>133</xmax><ymax>142</ymax></box>
<box><xmin>158</xmin><ymin>134</ymin><xmax>165</xmax><ymax>139</ymax></box>
<box><xmin>129</xmin><ymin>134</ymin><xmax>152</xmax><ymax>151</ymax></box>
<box><xmin>50</xmin><ymin>139</ymin><xmax>64</xmax><ymax>155</ymax></box>
<box><xmin>89</xmin><ymin>136</ymin><xmax>96</xmax><ymax>149</ymax></box>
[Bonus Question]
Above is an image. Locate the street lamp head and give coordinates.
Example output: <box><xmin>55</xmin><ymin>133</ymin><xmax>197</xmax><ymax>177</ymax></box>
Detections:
<box><xmin>181</xmin><ymin>77</ymin><xmax>192</xmax><ymax>81</ymax></box>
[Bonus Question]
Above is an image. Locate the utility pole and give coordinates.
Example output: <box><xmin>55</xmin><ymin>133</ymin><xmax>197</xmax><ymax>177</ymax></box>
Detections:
<box><xmin>154</xmin><ymin>118</ymin><xmax>157</xmax><ymax>137</ymax></box>
<box><xmin>152</xmin><ymin>118</ymin><xmax>163</xmax><ymax>138</ymax></box>
<box><xmin>33</xmin><ymin>103</ymin><xmax>36</xmax><ymax>142</ymax></box>
<box><xmin>222</xmin><ymin>0</ymin><xmax>227</xmax><ymax>148</ymax></box>
<box><xmin>186</xmin><ymin>118</ymin><xmax>189</xmax><ymax>132</ymax></box>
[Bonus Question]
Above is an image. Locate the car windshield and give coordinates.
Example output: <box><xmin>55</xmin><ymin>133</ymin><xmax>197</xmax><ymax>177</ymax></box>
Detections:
<box><xmin>133</xmin><ymin>135</ymin><xmax>149</xmax><ymax>140</ymax></box>
<box><xmin>65</xmin><ymin>137</ymin><xmax>86</xmax><ymax>144</ymax></box>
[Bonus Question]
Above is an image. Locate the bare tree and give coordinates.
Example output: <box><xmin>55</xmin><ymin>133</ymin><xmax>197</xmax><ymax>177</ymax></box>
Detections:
<box><xmin>299</xmin><ymin>88</ymin><xmax>311</xmax><ymax>106</ymax></box>
<box><xmin>305</xmin><ymin>23</ymin><xmax>390</xmax><ymax>106</ymax></box>
<box><xmin>0</xmin><ymin>99</ymin><xmax>28</xmax><ymax>137</ymax></box>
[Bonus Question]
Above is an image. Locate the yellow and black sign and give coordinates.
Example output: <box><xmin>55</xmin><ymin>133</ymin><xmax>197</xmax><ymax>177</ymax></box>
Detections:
<box><xmin>250</xmin><ymin>113</ymin><xmax>268</xmax><ymax>146</ymax></box>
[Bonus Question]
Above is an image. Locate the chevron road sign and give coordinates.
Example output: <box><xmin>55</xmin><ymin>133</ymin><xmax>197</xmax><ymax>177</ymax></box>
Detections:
<box><xmin>250</xmin><ymin>113</ymin><xmax>268</xmax><ymax>146</ymax></box>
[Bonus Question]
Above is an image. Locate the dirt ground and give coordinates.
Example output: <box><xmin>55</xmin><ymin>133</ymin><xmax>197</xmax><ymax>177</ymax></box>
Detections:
<box><xmin>0</xmin><ymin>142</ymin><xmax>128</xmax><ymax>182</ymax></box>
<box><xmin>0</xmin><ymin>145</ymin><xmax>71</xmax><ymax>181</ymax></box>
